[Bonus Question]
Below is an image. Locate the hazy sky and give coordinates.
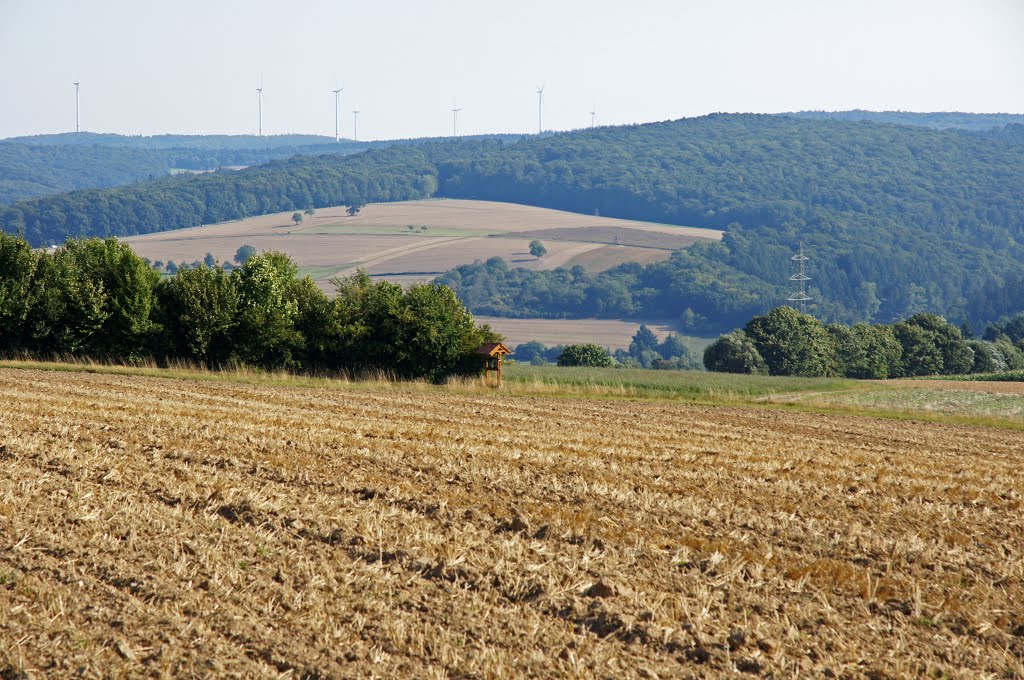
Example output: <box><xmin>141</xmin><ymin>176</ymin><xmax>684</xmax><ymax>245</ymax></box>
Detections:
<box><xmin>1</xmin><ymin>0</ymin><xmax>1022</xmax><ymax>140</ymax></box>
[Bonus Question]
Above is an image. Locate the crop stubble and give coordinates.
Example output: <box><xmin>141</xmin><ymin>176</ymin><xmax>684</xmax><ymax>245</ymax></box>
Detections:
<box><xmin>0</xmin><ymin>369</ymin><xmax>1021</xmax><ymax>677</ymax></box>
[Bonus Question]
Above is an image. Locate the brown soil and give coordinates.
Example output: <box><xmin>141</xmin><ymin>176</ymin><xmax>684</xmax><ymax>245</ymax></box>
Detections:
<box><xmin>1</xmin><ymin>369</ymin><xmax>1021</xmax><ymax>677</ymax></box>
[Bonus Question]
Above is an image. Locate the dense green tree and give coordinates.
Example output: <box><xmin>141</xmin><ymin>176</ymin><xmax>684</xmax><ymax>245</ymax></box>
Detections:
<box><xmin>511</xmin><ymin>340</ymin><xmax>563</xmax><ymax>365</ymax></box>
<box><xmin>628</xmin><ymin>324</ymin><xmax>659</xmax><ymax>357</ymax></box>
<box><xmin>291</xmin><ymin>212</ymin><xmax>303</xmax><ymax>225</ymax></box>
<box><xmin>56</xmin><ymin>238</ymin><xmax>160</xmax><ymax>359</ymax></box>
<box><xmin>203</xmin><ymin>252</ymin><xmax>216</xmax><ymax>267</ymax></box>
<box><xmin>891</xmin><ymin>322</ymin><xmax>944</xmax><ymax>377</ymax></box>
<box><xmin>331</xmin><ymin>270</ymin><xmax>499</xmax><ymax>381</ymax></box>
<box><xmin>155</xmin><ymin>265</ymin><xmax>238</xmax><ymax>366</ymax></box>
<box><xmin>744</xmin><ymin>307</ymin><xmax>838</xmax><ymax>377</ymax></box>
<box><xmin>703</xmin><ymin>331</ymin><xmax>768</xmax><ymax>375</ymax></box>
<box><xmin>25</xmin><ymin>247</ymin><xmax>110</xmax><ymax>355</ymax></box>
<box><xmin>984</xmin><ymin>313</ymin><xmax>1024</xmax><ymax>344</ymax></box>
<box><xmin>231</xmin><ymin>252</ymin><xmax>305</xmax><ymax>368</ymax></box>
<box><xmin>901</xmin><ymin>314</ymin><xmax>973</xmax><ymax>375</ymax></box>
<box><xmin>966</xmin><ymin>339</ymin><xmax>1000</xmax><ymax>374</ymax></box>
<box><xmin>828</xmin><ymin>322</ymin><xmax>902</xmax><ymax>379</ymax></box>
<box><xmin>234</xmin><ymin>244</ymin><xmax>257</xmax><ymax>264</ymax></box>
<box><xmin>557</xmin><ymin>343</ymin><xmax>613</xmax><ymax>367</ymax></box>
<box><xmin>992</xmin><ymin>336</ymin><xmax>1024</xmax><ymax>370</ymax></box>
<box><xmin>529</xmin><ymin>239</ymin><xmax>547</xmax><ymax>259</ymax></box>
<box><xmin>0</xmin><ymin>232</ymin><xmax>39</xmax><ymax>350</ymax></box>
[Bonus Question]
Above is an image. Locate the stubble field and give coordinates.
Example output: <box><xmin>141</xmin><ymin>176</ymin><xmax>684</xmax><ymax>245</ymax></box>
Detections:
<box><xmin>1</xmin><ymin>367</ymin><xmax>1022</xmax><ymax>678</ymax></box>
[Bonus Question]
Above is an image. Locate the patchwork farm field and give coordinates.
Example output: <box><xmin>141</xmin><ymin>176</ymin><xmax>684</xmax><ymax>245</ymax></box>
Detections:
<box><xmin>122</xmin><ymin>199</ymin><xmax>722</xmax><ymax>289</ymax></box>
<box><xmin>1</xmin><ymin>367</ymin><xmax>1022</xmax><ymax>677</ymax></box>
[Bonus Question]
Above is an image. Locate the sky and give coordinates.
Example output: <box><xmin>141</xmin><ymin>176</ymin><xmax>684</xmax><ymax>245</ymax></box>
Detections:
<box><xmin>1</xmin><ymin>0</ymin><xmax>1022</xmax><ymax>140</ymax></box>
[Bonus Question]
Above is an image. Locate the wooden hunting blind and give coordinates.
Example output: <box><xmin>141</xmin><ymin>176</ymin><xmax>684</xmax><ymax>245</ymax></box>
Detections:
<box><xmin>475</xmin><ymin>342</ymin><xmax>512</xmax><ymax>388</ymax></box>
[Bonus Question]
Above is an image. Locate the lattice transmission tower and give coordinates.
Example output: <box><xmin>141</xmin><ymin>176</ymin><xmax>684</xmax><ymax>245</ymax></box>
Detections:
<box><xmin>787</xmin><ymin>242</ymin><xmax>812</xmax><ymax>314</ymax></box>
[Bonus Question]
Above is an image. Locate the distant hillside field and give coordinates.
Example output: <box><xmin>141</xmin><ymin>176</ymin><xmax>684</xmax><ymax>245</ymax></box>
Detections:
<box><xmin>122</xmin><ymin>199</ymin><xmax>721</xmax><ymax>289</ymax></box>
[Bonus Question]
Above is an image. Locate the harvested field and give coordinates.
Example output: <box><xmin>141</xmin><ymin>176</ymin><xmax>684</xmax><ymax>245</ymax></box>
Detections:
<box><xmin>122</xmin><ymin>199</ymin><xmax>721</xmax><ymax>289</ymax></box>
<box><xmin>501</xmin><ymin>226</ymin><xmax>707</xmax><ymax>250</ymax></box>
<box><xmin>563</xmin><ymin>244</ymin><xmax>672</xmax><ymax>271</ymax></box>
<box><xmin>1</xmin><ymin>367</ymin><xmax>1022</xmax><ymax>678</ymax></box>
<box><xmin>356</xmin><ymin>238</ymin><xmax>605</xmax><ymax>279</ymax></box>
<box><xmin>474</xmin><ymin>316</ymin><xmax>684</xmax><ymax>350</ymax></box>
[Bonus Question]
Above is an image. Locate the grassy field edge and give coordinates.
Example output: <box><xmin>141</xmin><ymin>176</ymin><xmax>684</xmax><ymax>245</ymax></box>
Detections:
<box><xmin>3</xmin><ymin>358</ymin><xmax>1022</xmax><ymax>431</ymax></box>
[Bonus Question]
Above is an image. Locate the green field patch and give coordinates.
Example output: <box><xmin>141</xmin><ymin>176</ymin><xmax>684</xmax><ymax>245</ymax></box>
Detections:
<box><xmin>297</xmin><ymin>264</ymin><xmax>354</xmax><ymax>280</ymax></box>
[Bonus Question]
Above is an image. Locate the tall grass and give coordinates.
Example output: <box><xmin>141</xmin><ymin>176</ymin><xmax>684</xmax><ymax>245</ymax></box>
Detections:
<box><xmin>498</xmin><ymin>364</ymin><xmax>862</xmax><ymax>400</ymax></box>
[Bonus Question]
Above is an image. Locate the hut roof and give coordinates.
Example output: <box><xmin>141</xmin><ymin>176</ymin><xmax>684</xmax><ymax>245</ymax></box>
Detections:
<box><xmin>474</xmin><ymin>342</ymin><xmax>512</xmax><ymax>356</ymax></box>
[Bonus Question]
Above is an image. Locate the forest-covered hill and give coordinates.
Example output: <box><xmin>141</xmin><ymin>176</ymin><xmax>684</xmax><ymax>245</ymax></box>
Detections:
<box><xmin>0</xmin><ymin>132</ymin><xmax>524</xmax><ymax>205</ymax></box>
<box><xmin>0</xmin><ymin>137</ymin><xmax>379</xmax><ymax>205</ymax></box>
<box><xmin>2</xmin><ymin>114</ymin><xmax>1023</xmax><ymax>331</ymax></box>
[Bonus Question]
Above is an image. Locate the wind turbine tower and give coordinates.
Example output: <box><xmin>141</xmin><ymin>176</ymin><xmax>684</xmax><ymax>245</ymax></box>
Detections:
<box><xmin>256</xmin><ymin>82</ymin><xmax>264</xmax><ymax>137</ymax></box>
<box><xmin>590</xmin><ymin>104</ymin><xmax>597</xmax><ymax>128</ymax></box>
<box><xmin>451</xmin><ymin>101</ymin><xmax>463</xmax><ymax>137</ymax></box>
<box><xmin>352</xmin><ymin>106</ymin><xmax>360</xmax><ymax>141</ymax></box>
<box><xmin>536</xmin><ymin>84</ymin><xmax>545</xmax><ymax>134</ymax></box>
<box><xmin>332</xmin><ymin>87</ymin><xmax>343</xmax><ymax>141</ymax></box>
<box><xmin>73</xmin><ymin>81</ymin><xmax>80</xmax><ymax>133</ymax></box>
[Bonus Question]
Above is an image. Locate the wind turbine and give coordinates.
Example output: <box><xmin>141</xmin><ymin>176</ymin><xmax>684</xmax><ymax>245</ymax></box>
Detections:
<box><xmin>332</xmin><ymin>86</ymin><xmax>343</xmax><ymax>141</ymax></box>
<box><xmin>73</xmin><ymin>81</ymin><xmax>80</xmax><ymax>133</ymax></box>
<box><xmin>256</xmin><ymin>78</ymin><xmax>264</xmax><ymax>137</ymax></box>
<box><xmin>451</xmin><ymin>100</ymin><xmax>462</xmax><ymax>137</ymax></box>
<box><xmin>352</xmin><ymin>105</ymin><xmax>359</xmax><ymax>141</ymax></box>
<box><xmin>590</xmin><ymin>104</ymin><xmax>597</xmax><ymax>128</ymax></box>
<box><xmin>536</xmin><ymin>84</ymin><xmax>545</xmax><ymax>134</ymax></box>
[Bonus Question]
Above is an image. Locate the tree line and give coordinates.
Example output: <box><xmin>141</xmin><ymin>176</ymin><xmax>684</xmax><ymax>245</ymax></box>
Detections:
<box><xmin>0</xmin><ymin>232</ymin><xmax>499</xmax><ymax>381</ymax></box>
<box><xmin>512</xmin><ymin>323</ymin><xmax>702</xmax><ymax>370</ymax></box>
<box><xmin>3</xmin><ymin>114</ymin><xmax>1024</xmax><ymax>330</ymax></box>
<box><xmin>703</xmin><ymin>306</ymin><xmax>1024</xmax><ymax>378</ymax></box>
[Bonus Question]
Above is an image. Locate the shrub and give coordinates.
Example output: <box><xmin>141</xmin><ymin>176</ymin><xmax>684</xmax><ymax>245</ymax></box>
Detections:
<box><xmin>744</xmin><ymin>306</ymin><xmax>838</xmax><ymax>377</ymax></box>
<box><xmin>703</xmin><ymin>331</ymin><xmax>768</xmax><ymax>375</ymax></box>
<box><xmin>557</xmin><ymin>343</ymin><xmax>613</xmax><ymax>367</ymax></box>
<box><xmin>967</xmin><ymin>339</ymin><xmax>1000</xmax><ymax>374</ymax></box>
<box><xmin>830</xmin><ymin>323</ymin><xmax>902</xmax><ymax>379</ymax></box>
<box><xmin>154</xmin><ymin>264</ymin><xmax>238</xmax><ymax>367</ymax></box>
